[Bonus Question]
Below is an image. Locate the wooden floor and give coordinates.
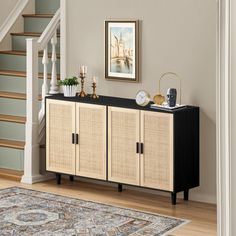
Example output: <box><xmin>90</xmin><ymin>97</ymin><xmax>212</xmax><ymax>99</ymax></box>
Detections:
<box><xmin>0</xmin><ymin>177</ymin><xmax>216</xmax><ymax>236</ymax></box>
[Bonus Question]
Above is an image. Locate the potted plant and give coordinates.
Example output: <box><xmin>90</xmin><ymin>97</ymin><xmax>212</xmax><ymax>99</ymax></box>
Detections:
<box><xmin>58</xmin><ymin>76</ymin><xmax>79</xmax><ymax>97</ymax></box>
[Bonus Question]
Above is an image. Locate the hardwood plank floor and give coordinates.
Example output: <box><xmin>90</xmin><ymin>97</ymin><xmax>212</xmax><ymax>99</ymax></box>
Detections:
<box><xmin>0</xmin><ymin>178</ymin><xmax>217</xmax><ymax>236</ymax></box>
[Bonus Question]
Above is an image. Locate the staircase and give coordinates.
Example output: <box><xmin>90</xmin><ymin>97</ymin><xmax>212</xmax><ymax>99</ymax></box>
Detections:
<box><xmin>0</xmin><ymin>0</ymin><xmax>60</xmax><ymax>181</ymax></box>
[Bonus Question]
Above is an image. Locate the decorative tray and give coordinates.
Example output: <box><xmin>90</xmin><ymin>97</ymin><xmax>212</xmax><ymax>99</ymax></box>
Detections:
<box><xmin>150</xmin><ymin>103</ymin><xmax>187</xmax><ymax>110</ymax></box>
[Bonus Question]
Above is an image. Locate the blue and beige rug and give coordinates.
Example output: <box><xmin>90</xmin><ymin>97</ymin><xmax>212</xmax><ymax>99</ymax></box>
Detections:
<box><xmin>0</xmin><ymin>187</ymin><xmax>188</xmax><ymax>235</ymax></box>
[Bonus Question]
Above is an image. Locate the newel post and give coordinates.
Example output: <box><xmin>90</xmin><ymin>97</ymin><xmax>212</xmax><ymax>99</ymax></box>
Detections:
<box><xmin>21</xmin><ymin>38</ymin><xmax>43</xmax><ymax>184</ymax></box>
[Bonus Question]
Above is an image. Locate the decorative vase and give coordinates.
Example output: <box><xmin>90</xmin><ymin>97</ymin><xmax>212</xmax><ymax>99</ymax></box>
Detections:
<box><xmin>62</xmin><ymin>85</ymin><xmax>78</xmax><ymax>97</ymax></box>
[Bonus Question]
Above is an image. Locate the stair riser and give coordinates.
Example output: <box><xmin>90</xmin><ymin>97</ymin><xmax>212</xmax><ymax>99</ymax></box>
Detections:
<box><xmin>0</xmin><ymin>98</ymin><xmax>41</xmax><ymax>117</ymax></box>
<box><xmin>0</xmin><ymin>75</ymin><xmax>45</xmax><ymax>94</ymax></box>
<box><xmin>24</xmin><ymin>17</ymin><xmax>52</xmax><ymax>33</ymax></box>
<box><xmin>0</xmin><ymin>122</ymin><xmax>25</xmax><ymax>141</ymax></box>
<box><xmin>35</xmin><ymin>0</ymin><xmax>60</xmax><ymax>14</ymax></box>
<box><xmin>0</xmin><ymin>75</ymin><xmax>25</xmax><ymax>94</ymax></box>
<box><xmin>12</xmin><ymin>35</ymin><xmax>60</xmax><ymax>54</ymax></box>
<box><xmin>0</xmin><ymin>54</ymin><xmax>60</xmax><ymax>73</ymax></box>
<box><xmin>0</xmin><ymin>148</ymin><xmax>24</xmax><ymax>171</ymax></box>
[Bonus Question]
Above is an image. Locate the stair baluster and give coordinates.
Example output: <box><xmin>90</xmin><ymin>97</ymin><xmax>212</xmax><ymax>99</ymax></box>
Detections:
<box><xmin>42</xmin><ymin>45</ymin><xmax>49</xmax><ymax>96</ymax></box>
<box><xmin>49</xmin><ymin>32</ymin><xmax>59</xmax><ymax>94</ymax></box>
<box><xmin>39</xmin><ymin>46</ymin><xmax>49</xmax><ymax>122</ymax></box>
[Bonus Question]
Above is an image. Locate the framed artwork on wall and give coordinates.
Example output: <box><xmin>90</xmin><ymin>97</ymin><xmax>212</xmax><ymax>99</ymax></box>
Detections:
<box><xmin>105</xmin><ymin>20</ymin><xmax>139</xmax><ymax>82</ymax></box>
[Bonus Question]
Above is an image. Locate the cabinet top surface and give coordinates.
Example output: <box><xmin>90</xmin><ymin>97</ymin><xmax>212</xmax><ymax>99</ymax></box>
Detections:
<box><xmin>46</xmin><ymin>94</ymin><xmax>199</xmax><ymax>114</ymax></box>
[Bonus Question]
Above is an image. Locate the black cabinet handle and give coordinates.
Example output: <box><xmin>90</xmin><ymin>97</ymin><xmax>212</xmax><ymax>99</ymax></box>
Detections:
<box><xmin>136</xmin><ymin>142</ymin><xmax>139</xmax><ymax>154</ymax></box>
<box><xmin>76</xmin><ymin>134</ymin><xmax>79</xmax><ymax>144</ymax></box>
<box><xmin>140</xmin><ymin>143</ymin><xmax>144</xmax><ymax>154</ymax></box>
<box><xmin>72</xmin><ymin>133</ymin><xmax>75</xmax><ymax>144</ymax></box>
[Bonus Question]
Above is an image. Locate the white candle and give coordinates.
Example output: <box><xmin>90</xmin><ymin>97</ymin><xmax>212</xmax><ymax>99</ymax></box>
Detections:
<box><xmin>79</xmin><ymin>66</ymin><xmax>83</xmax><ymax>74</ymax></box>
<box><xmin>80</xmin><ymin>65</ymin><xmax>87</xmax><ymax>74</ymax></box>
<box><xmin>93</xmin><ymin>76</ymin><xmax>98</xmax><ymax>83</ymax></box>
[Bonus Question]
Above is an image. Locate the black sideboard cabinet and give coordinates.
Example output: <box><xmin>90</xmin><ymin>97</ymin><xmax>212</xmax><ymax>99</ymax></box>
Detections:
<box><xmin>45</xmin><ymin>94</ymin><xmax>199</xmax><ymax>205</ymax></box>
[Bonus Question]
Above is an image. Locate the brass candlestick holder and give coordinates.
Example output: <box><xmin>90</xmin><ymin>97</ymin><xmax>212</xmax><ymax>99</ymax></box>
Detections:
<box><xmin>91</xmin><ymin>82</ymin><xmax>99</xmax><ymax>99</ymax></box>
<box><xmin>78</xmin><ymin>73</ymin><xmax>87</xmax><ymax>97</ymax></box>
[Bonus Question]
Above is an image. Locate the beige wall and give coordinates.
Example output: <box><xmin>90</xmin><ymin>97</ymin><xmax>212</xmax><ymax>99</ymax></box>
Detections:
<box><xmin>65</xmin><ymin>0</ymin><xmax>217</xmax><ymax>203</ymax></box>
<box><xmin>0</xmin><ymin>0</ymin><xmax>19</xmax><ymax>26</ymax></box>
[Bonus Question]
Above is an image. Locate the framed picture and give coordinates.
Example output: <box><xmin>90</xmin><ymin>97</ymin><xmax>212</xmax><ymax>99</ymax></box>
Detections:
<box><xmin>105</xmin><ymin>20</ymin><xmax>139</xmax><ymax>82</ymax></box>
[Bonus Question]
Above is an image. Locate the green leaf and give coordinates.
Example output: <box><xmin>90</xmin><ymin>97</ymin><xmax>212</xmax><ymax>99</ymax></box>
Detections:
<box><xmin>58</xmin><ymin>76</ymin><xmax>79</xmax><ymax>86</ymax></box>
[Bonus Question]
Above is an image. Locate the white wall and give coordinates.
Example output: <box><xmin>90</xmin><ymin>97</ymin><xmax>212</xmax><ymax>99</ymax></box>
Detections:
<box><xmin>0</xmin><ymin>0</ymin><xmax>18</xmax><ymax>26</ymax></box>
<box><xmin>64</xmin><ymin>0</ymin><xmax>217</xmax><ymax>203</ymax></box>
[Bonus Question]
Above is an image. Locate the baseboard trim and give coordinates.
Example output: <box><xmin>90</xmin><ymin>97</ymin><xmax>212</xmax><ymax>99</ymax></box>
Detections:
<box><xmin>189</xmin><ymin>193</ymin><xmax>216</xmax><ymax>205</ymax></box>
<box><xmin>59</xmin><ymin>175</ymin><xmax>216</xmax><ymax>205</ymax></box>
<box><xmin>21</xmin><ymin>173</ymin><xmax>54</xmax><ymax>184</ymax></box>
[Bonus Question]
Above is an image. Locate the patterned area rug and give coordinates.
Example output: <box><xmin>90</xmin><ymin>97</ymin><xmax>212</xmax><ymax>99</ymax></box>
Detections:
<box><xmin>0</xmin><ymin>187</ymin><xmax>188</xmax><ymax>235</ymax></box>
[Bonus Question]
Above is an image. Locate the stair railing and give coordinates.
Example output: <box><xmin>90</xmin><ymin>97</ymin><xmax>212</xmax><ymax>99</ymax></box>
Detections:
<box><xmin>38</xmin><ymin>9</ymin><xmax>60</xmax><ymax>142</ymax></box>
<box><xmin>22</xmin><ymin>9</ymin><xmax>61</xmax><ymax>184</ymax></box>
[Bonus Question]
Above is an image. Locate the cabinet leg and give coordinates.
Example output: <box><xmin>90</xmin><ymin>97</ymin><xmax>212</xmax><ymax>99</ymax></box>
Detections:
<box><xmin>184</xmin><ymin>189</ymin><xmax>189</xmax><ymax>201</ymax></box>
<box><xmin>118</xmin><ymin>184</ymin><xmax>123</xmax><ymax>192</ymax></box>
<box><xmin>69</xmin><ymin>176</ymin><xmax>74</xmax><ymax>182</ymax></box>
<box><xmin>171</xmin><ymin>193</ymin><xmax>177</xmax><ymax>205</ymax></box>
<box><xmin>56</xmin><ymin>174</ymin><xmax>61</xmax><ymax>185</ymax></box>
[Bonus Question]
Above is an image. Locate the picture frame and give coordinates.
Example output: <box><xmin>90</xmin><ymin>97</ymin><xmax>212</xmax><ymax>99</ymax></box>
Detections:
<box><xmin>105</xmin><ymin>20</ymin><xmax>139</xmax><ymax>82</ymax></box>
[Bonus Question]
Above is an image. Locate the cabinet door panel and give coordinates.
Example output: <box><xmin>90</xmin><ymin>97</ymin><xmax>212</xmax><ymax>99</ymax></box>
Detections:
<box><xmin>108</xmin><ymin>107</ymin><xmax>140</xmax><ymax>185</ymax></box>
<box><xmin>76</xmin><ymin>103</ymin><xmax>106</xmax><ymax>180</ymax></box>
<box><xmin>46</xmin><ymin>100</ymin><xmax>76</xmax><ymax>175</ymax></box>
<box><xmin>141</xmin><ymin>111</ymin><xmax>173</xmax><ymax>191</ymax></box>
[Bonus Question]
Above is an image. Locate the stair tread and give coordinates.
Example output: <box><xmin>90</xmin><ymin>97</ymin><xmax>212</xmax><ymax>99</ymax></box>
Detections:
<box><xmin>22</xmin><ymin>14</ymin><xmax>54</xmax><ymax>18</ymax></box>
<box><xmin>0</xmin><ymin>139</ymin><xmax>25</xmax><ymax>150</ymax></box>
<box><xmin>0</xmin><ymin>50</ymin><xmax>60</xmax><ymax>58</ymax></box>
<box><xmin>0</xmin><ymin>70</ymin><xmax>60</xmax><ymax>79</ymax></box>
<box><xmin>0</xmin><ymin>114</ymin><xmax>26</xmax><ymax>124</ymax></box>
<box><xmin>0</xmin><ymin>91</ymin><xmax>42</xmax><ymax>100</ymax></box>
<box><xmin>11</xmin><ymin>32</ymin><xmax>60</xmax><ymax>37</ymax></box>
<box><xmin>11</xmin><ymin>32</ymin><xmax>42</xmax><ymax>37</ymax></box>
<box><xmin>0</xmin><ymin>168</ymin><xmax>23</xmax><ymax>181</ymax></box>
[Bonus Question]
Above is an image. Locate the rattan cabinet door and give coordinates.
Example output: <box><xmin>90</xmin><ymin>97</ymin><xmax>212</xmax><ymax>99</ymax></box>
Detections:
<box><xmin>76</xmin><ymin>103</ymin><xmax>106</xmax><ymax>180</ymax></box>
<box><xmin>108</xmin><ymin>107</ymin><xmax>140</xmax><ymax>185</ymax></box>
<box><xmin>46</xmin><ymin>100</ymin><xmax>76</xmax><ymax>175</ymax></box>
<box><xmin>140</xmin><ymin>111</ymin><xmax>173</xmax><ymax>191</ymax></box>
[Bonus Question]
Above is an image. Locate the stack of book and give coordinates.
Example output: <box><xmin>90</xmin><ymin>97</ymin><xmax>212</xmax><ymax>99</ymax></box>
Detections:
<box><xmin>150</xmin><ymin>103</ymin><xmax>186</xmax><ymax>110</ymax></box>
